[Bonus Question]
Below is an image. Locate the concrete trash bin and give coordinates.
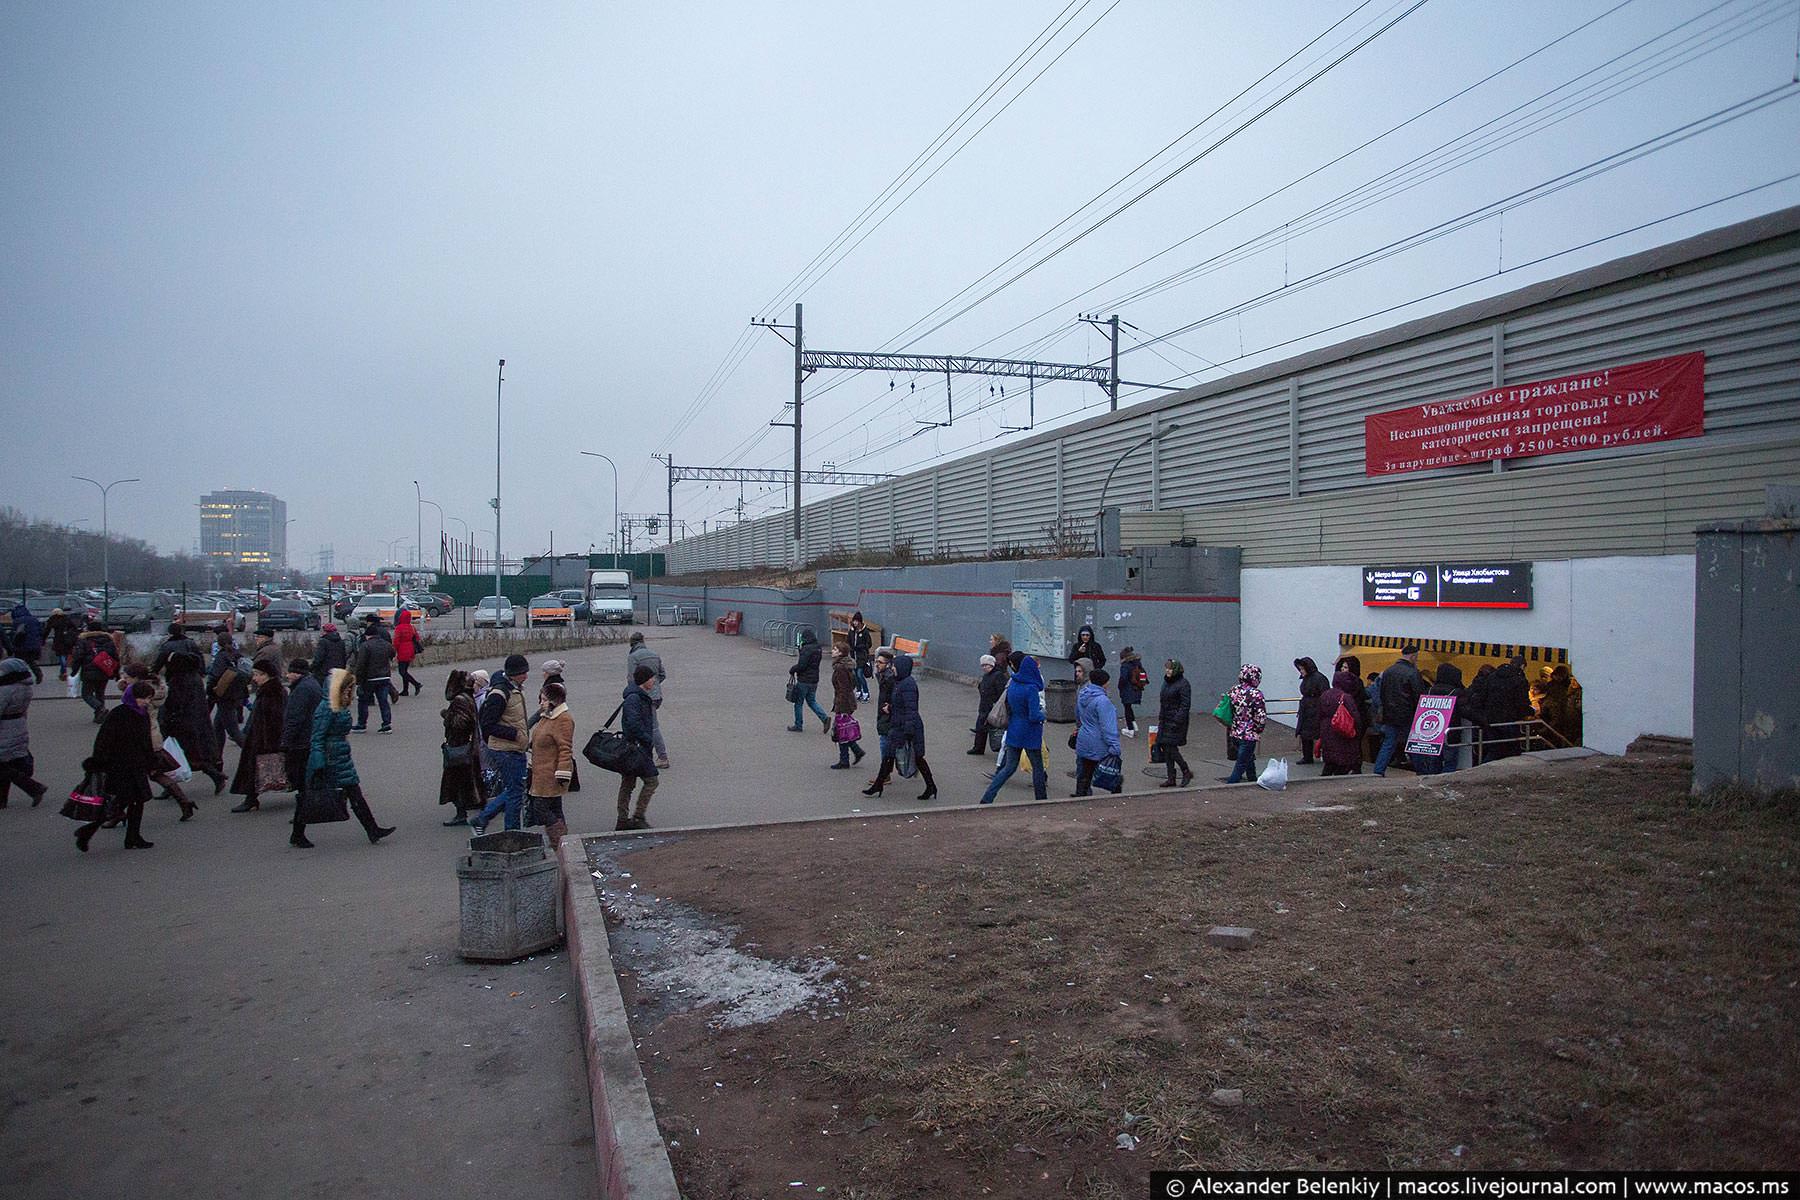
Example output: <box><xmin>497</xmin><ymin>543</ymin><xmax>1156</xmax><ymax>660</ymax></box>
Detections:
<box><xmin>457</xmin><ymin>830</ymin><xmax>564</xmax><ymax>962</ymax></box>
<box><xmin>1044</xmin><ymin>678</ymin><xmax>1078</xmax><ymax>724</ymax></box>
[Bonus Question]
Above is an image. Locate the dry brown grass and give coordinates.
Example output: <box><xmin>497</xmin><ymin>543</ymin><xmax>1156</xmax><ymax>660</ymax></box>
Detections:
<box><xmin>627</xmin><ymin>757</ymin><xmax>1800</xmax><ymax>1195</ymax></box>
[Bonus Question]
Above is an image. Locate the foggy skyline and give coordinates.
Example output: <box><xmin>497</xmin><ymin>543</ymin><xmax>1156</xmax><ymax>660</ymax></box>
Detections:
<box><xmin>5</xmin><ymin>1</ymin><xmax>1797</xmax><ymax>574</ymax></box>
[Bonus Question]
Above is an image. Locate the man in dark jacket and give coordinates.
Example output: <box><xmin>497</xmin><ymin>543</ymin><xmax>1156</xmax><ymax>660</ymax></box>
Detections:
<box><xmin>310</xmin><ymin>624</ymin><xmax>348</xmax><ymax>680</ymax></box>
<box><xmin>1484</xmin><ymin>655</ymin><xmax>1534</xmax><ymax>760</ymax></box>
<box><xmin>7</xmin><ymin>605</ymin><xmax>44</xmax><ymax>683</ymax></box>
<box><xmin>1372</xmin><ymin>644</ymin><xmax>1425</xmax><ymax>776</ymax></box>
<box><xmin>45</xmin><ymin>608</ymin><xmax>79</xmax><ymax>680</ymax></box>
<box><xmin>351</xmin><ymin>623</ymin><xmax>394</xmax><ymax>733</ymax></box>
<box><xmin>282</xmin><ymin>657</ymin><xmax>324</xmax><ymax>796</ymax></box>
<box><xmin>207</xmin><ymin>630</ymin><xmax>250</xmax><ymax>747</ymax></box>
<box><xmin>151</xmin><ymin>623</ymin><xmax>205</xmax><ymax>677</ymax></box>
<box><xmin>786</xmin><ymin>627</ymin><xmax>829</xmax><ymax>733</ymax></box>
<box><xmin>617</xmin><ymin>664</ymin><xmax>661</xmax><ymax>830</ymax></box>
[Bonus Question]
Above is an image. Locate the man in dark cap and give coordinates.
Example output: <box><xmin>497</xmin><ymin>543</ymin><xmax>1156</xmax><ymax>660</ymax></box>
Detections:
<box><xmin>1373</xmin><ymin>644</ymin><xmax>1425</xmax><ymax>776</ymax></box>
<box><xmin>472</xmin><ymin>653</ymin><xmax>530</xmax><ymax>833</ymax></box>
<box><xmin>281</xmin><ymin>657</ymin><xmax>323</xmax><ymax>800</ymax></box>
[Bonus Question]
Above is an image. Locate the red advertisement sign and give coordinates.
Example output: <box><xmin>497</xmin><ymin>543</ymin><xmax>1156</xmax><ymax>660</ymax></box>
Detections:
<box><xmin>1365</xmin><ymin>351</ymin><xmax>1705</xmax><ymax>476</ymax></box>
<box><xmin>1404</xmin><ymin>695</ymin><xmax>1458</xmax><ymax>758</ymax></box>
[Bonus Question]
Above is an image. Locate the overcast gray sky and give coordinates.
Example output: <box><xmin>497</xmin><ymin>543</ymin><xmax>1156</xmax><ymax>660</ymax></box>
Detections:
<box><xmin>5</xmin><ymin>0</ymin><xmax>1797</xmax><ymax>572</ymax></box>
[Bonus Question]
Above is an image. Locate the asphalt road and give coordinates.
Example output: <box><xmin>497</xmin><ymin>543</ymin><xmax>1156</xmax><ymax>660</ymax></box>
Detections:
<box><xmin>0</xmin><ymin>660</ymin><xmax>597</xmax><ymax>1200</ymax></box>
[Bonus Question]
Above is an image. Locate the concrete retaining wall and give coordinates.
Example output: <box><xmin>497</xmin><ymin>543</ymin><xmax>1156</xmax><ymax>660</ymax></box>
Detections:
<box><xmin>644</xmin><ymin>551</ymin><xmax>1242</xmax><ymax>700</ymax></box>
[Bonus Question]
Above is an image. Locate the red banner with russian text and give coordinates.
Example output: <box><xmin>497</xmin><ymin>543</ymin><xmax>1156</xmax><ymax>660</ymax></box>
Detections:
<box><xmin>1364</xmin><ymin>351</ymin><xmax>1705</xmax><ymax>476</ymax></box>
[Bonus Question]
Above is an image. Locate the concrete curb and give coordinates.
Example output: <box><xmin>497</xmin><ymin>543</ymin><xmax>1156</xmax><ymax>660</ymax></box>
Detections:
<box><xmin>557</xmin><ymin>838</ymin><xmax>682</xmax><ymax>1200</ymax></box>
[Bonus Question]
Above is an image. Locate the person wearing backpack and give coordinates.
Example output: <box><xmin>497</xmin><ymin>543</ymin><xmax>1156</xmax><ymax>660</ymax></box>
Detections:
<box><xmin>1318</xmin><ymin>668</ymin><xmax>1366</xmax><ymax>775</ymax></box>
<box><xmin>1116</xmin><ymin>647</ymin><xmax>1148</xmax><ymax>738</ymax></box>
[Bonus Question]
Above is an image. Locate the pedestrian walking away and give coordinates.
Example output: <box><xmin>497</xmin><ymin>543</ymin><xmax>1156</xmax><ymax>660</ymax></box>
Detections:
<box><xmin>1072</xmin><ymin>667</ymin><xmax>1122</xmax><ymax>797</ymax></box>
<box><xmin>1224</xmin><ymin>664</ymin><xmax>1267</xmax><ymax>784</ymax></box>
<box><xmin>45</xmin><ymin>608</ymin><xmax>79</xmax><ymax>681</ymax></box>
<box><xmin>863</xmin><ymin>654</ymin><xmax>936</xmax><ymax>800</ymax></box>
<box><xmin>282</xmin><ymin>658</ymin><xmax>323</xmax><ymax>810</ymax></box>
<box><xmin>1318</xmin><ymin>668</ymin><xmax>1366</xmax><ymax>776</ymax></box>
<box><xmin>74</xmin><ymin>680</ymin><xmax>161</xmax><ymax>852</ymax></box>
<box><xmin>829</xmin><ymin>643</ymin><xmax>865</xmax><ymax>769</ymax></box>
<box><xmin>1068</xmin><ymin>626</ymin><xmax>1106</xmax><ymax>676</ymax></box>
<box><xmin>7</xmin><ymin>605</ymin><xmax>44</xmax><ymax>684</ymax></box>
<box><xmin>438</xmin><ymin>669</ymin><xmax>483</xmax><ymax>826</ymax></box>
<box><xmin>73</xmin><ymin>626</ymin><xmax>120</xmax><ymax>723</ymax></box>
<box><xmin>968</xmin><ymin>652</ymin><xmax>1006</xmax><ymax>755</ymax></box>
<box><xmin>351</xmin><ymin>617</ymin><xmax>395</xmax><ymax>732</ymax></box>
<box><xmin>292</xmin><ymin>668</ymin><xmax>394</xmax><ymax>849</ymax></box>
<box><xmin>228</xmin><ymin>663</ymin><xmax>287</xmax><ymax>812</ymax></box>
<box><xmin>471</xmin><ymin>654</ymin><xmax>530</xmax><ymax>835</ymax></box>
<box><xmin>625</xmin><ymin>633</ymin><xmax>672</xmax><ymax>768</ymax></box>
<box><xmin>1372</xmin><ymin>645</ymin><xmax>1425</xmax><ymax>776</ymax></box>
<box><xmin>848</xmin><ymin>612</ymin><xmax>874</xmax><ymax>701</ymax></box>
<box><xmin>787</xmin><ymin>627</ymin><xmax>830</xmax><ymax>733</ymax></box>
<box><xmin>0</xmin><ymin>657</ymin><xmax>48</xmax><ymax>807</ymax></box>
<box><xmin>1155</xmin><ymin>659</ymin><xmax>1195</xmax><ymax>788</ymax></box>
<box><xmin>979</xmin><ymin>652</ymin><xmax>1048</xmax><ymax>805</ymax></box>
<box><xmin>525</xmin><ymin>681</ymin><xmax>575</xmax><ymax>844</ymax></box>
<box><xmin>1116</xmin><ymin>647</ymin><xmax>1147</xmax><ymax>737</ymax></box>
<box><xmin>207</xmin><ymin>629</ymin><xmax>250</xmax><ymax>748</ymax></box>
<box><xmin>1293</xmin><ymin>656</ymin><xmax>1330</xmax><ymax>765</ymax></box>
<box><xmin>157</xmin><ymin>632</ymin><xmax>227</xmax><ymax>794</ymax></box>
<box><xmin>1413</xmin><ymin>662</ymin><xmax>1465</xmax><ymax>775</ymax></box>
<box><xmin>615</xmin><ymin>664</ymin><xmax>661</xmax><ymax>830</ymax></box>
<box><xmin>392</xmin><ymin>609</ymin><xmax>424</xmax><ymax>698</ymax></box>
<box><xmin>310</xmin><ymin>623</ymin><xmax>347</xmax><ymax>680</ymax></box>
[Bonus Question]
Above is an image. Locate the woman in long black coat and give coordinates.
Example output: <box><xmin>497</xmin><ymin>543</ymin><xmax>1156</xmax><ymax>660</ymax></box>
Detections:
<box><xmin>77</xmin><ymin>680</ymin><xmax>160</xmax><ymax>851</ymax></box>
<box><xmin>1156</xmin><ymin>659</ymin><xmax>1194</xmax><ymax>788</ymax></box>
<box><xmin>228</xmin><ymin>666</ymin><xmax>287</xmax><ymax>812</ymax></box>
<box><xmin>439</xmin><ymin>669</ymin><xmax>483</xmax><ymax>826</ymax></box>
<box><xmin>159</xmin><ymin>645</ymin><xmax>227</xmax><ymax>793</ymax></box>
<box><xmin>1293</xmin><ymin>656</ymin><xmax>1330</xmax><ymax>765</ymax></box>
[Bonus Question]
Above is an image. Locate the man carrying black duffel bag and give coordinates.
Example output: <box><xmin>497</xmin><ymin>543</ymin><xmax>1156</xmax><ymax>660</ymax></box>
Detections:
<box><xmin>614</xmin><ymin>664</ymin><xmax>660</xmax><ymax>830</ymax></box>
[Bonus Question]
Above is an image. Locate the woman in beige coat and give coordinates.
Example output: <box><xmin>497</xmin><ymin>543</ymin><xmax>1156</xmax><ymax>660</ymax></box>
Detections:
<box><xmin>526</xmin><ymin>681</ymin><xmax>574</xmax><ymax>844</ymax></box>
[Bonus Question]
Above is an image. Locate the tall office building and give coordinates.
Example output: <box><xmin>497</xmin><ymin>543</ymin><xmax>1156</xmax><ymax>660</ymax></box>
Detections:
<box><xmin>200</xmin><ymin>489</ymin><xmax>287</xmax><ymax>569</ymax></box>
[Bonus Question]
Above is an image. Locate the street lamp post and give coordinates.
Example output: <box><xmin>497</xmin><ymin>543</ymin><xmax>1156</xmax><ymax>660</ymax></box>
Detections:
<box><xmin>1093</xmin><ymin>423</ymin><xmax>1179</xmax><ymax>557</ymax></box>
<box><xmin>579</xmin><ymin>451</ymin><xmax>619</xmax><ymax>567</ymax></box>
<box><xmin>65</xmin><ymin>519</ymin><xmax>89</xmax><ymax>592</ymax></box>
<box><xmin>494</xmin><ymin>359</ymin><xmax>505</xmax><ymax>608</ymax></box>
<box><xmin>420</xmin><ymin>499</ymin><xmax>445</xmax><ymax>573</ymax></box>
<box><xmin>72</xmin><ymin>475</ymin><xmax>139</xmax><ymax>623</ymax></box>
<box><xmin>413</xmin><ymin>480</ymin><xmax>423</xmax><ymax>571</ymax></box>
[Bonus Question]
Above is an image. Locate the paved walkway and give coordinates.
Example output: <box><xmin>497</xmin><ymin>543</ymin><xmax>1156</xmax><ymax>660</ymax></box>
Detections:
<box><xmin>0</xmin><ymin>662</ymin><xmax>597</xmax><ymax>1200</ymax></box>
<box><xmin>0</xmin><ymin>624</ymin><xmax>1325</xmax><ymax>1198</ymax></box>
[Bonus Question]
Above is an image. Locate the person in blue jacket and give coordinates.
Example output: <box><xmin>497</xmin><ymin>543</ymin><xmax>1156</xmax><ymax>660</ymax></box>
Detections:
<box><xmin>979</xmin><ymin>652</ymin><xmax>1048</xmax><ymax>805</ymax></box>
<box><xmin>1073</xmin><ymin>667</ymin><xmax>1122</xmax><ymax>796</ymax></box>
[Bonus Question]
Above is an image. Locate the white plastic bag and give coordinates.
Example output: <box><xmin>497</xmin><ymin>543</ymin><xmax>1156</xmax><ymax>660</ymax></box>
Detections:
<box><xmin>161</xmin><ymin>736</ymin><xmax>194</xmax><ymax>782</ymax></box>
<box><xmin>1256</xmin><ymin>757</ymin><xmax>1288</xmax><ymax>791</ymax></box>
<box><xmin>67</xmin><ymin>675</ymin><xmax>81</xmax><ymax>699</ymax></box>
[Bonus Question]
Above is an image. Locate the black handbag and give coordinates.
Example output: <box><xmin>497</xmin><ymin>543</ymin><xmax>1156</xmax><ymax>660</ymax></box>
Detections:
<box><xmin>297</xmin><ymin>779</ymin><xmax>349</xmax><ymax>824</ymax></box>
<box><xmin>784</xmin><ymin>680</ymin><xmax>801</xmax><ymax>704</ymax></box>
<box><xmin>441</xmin><ymin>741</ymin><xmax>474</xmax><ymax>769</ymax></box>
<box><xmin>582</xmin><ymin>703</ymin><xmax>636</xmax><ymax>773</ymax></box>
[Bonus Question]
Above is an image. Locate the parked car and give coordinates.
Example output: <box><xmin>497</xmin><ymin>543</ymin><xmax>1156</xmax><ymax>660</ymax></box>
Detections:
<box><xmin>430</xmin><ymin>592</ymin><xmax>455</xmax><ymax>615</ymax></box>
<box><xmin>173</xmin><ymin>602</ymin><xmax>239</xmax><ymax>632</ymax></box>
<box><xmin>23</xmin><ymin>594</ymin><xmax>98</xmax><ymax>622</ymax></box>
<box><xmin>333</xmin><ymin>593</ymin><xmax>363</xmax><ymax>620</ymax></box>
<box><xmin>526</xmin><ymin>594</ymin><xmax>573</xmax><ymax>627</ymax></box>
<box><xmin>473</xmin><ymin>596</ymin><xmax>516</xmax><ymax>629</ymax></box>
<box><xmin>257</xmin><ymin>599</ymin><xmax>322</xmax><ymax>631</ymax></box>
<box><xmin>106</xmin><ymin>592</ymin><xmax>176</xmax><ymax>632</ymax></box>
<box><xmin>412</xmin><ymin>593</ymin><xmax>449</xmax><ymax>617</ymax></box>
<box><xmin>350</xmin><ymin>593</ymin><xmax>421</xmax><ymax>624</ymax></box>
<box><xmin>556</xmin><ymin>588</ymin><xmax>591</xmax><ymax>622</ymax></box>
